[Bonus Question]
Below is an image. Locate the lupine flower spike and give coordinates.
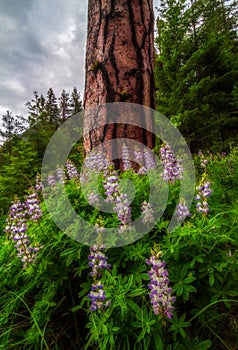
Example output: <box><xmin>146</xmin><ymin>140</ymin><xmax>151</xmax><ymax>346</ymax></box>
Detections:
<box><xmin>122</xmin><ymin>143</ymin><xmax>132</xmax><ymax>171</ymax></box>
<box><xmin>114</xmin><ymin>193</ymin><xmax>131</xmax><ymax>226</ymax></box>
<box><xmin>160</xmin><ymin>143</ymin><xmax>183</xmax><ymax>183</ymax></box>
<box><xmin>35</xmin><ymin>173</ymin><xmax>43</xmax><ymax>192</ymax></box>
<box><xmin>87</xmin><ymin>224</ymin><xmax>111</xmax><ymax>311</ymax></box>
<box><xmin>88</xmin><ymin>192</ymin><xmax>100</xmax><ymax>206</ymax></box>
<box><xmin>195</xmin><ymin>178</ymin><xmax>213</xmax><ymax>215</ymax></box>
<box><xmin>103</xmin><ymin>165</ymin><xmax>120</xmax><ymax>203</ymax></box>
<box><xmin>198</xmin><ymin>150</ymin><xmax>208</xmax><ymax>168</ymax></box>
<box><xmin>176</xmin><ymin>199</ymin><xmax>191</xmax><ymax>222</ymax></box>
<box><xmin>47</xmin><ymin>173</ymin><xmax>56</xmax><ymax>187</ymax></box>
<box><xmin>134</xmin><ymin>146</ymin><xmax>156</xmax><ymax>174</ymax></box>
<box><xmin>144</xmin><ymin>148</ymin><xmax>156</xmax><ymax>171</ymax></box>
<box><xmin>146</xmin><ymin>250</ymin><xmax>176</xmax><ymax>319</ymax></box>
<box><xmin>25</xmin><ymin>189</ymin><xmax>42</xmax><ymax>221</ymax></box>
<box><xmin>85</xmin><ymin>151</ymin><xmax>109</xmax><ymax>173</ymax></box>
<box><xmin>56</xmin><ymin>167</ymin><xmax>66</xmax><ymax>184</ymax></box>
<box><xmin>134</xmin><ymin>146</ymin><xmax>144</xmax><ymax>165</ymax></box>
<box><xmin>5</xmin><ymin>198</ymin><xmax>42</xmax><ymax>268</ymax></box>
<box><xmin>65</xmin><ymin>159</ymin><xmax>80</xmax><ymax>180</ymax></box>
<box><xmin>134</xmin><ymin>146</ymin><xmax>147</xmax><ymax>174</ymax></box>
<box><xmin>141</xmin><ymin>201</ymin><xmax>154</xmax><ymax>225</ymax></box>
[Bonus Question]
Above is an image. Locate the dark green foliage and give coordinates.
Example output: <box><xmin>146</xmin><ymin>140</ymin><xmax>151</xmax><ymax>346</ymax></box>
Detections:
<box><xmin>21</xmin><ymin>87</ymin><xmax>82</xmax><ymax>158</ymax></box>
<box><xmin>0</xmin><ymin>87</ymin><xmax>83</xmax><ymax>215</ymax></box>
<box><xmin>46</xmin><ymin>87</ymin><xmax>60</xmax><ymax>126</ymax></box>
<box><xmin>0</xmin><ymin>111</ymin><xmax>18</xmax><ymax>159</ymax></box>
<box><xmin>0</xmin><ymin>140</ymin><xmax>39</xmax><ymax>212</ymax></box>
<box><xmin>0</xmin><ymin>111</ymin><xmax>16</xmax><ymax>140</ymax></box>
<box><xmin>59</xmin><ymin>89</ymin><xmax>71</xmax><ymax>123</ymax></box>
<box><xmin>70</xmin><ymin>87</ymin><xmax>83</xmax><ymax>116</ymax></box>
<box><xmin>155</xmin><ymin>0</ymin><xmax>238</xmax><ymax>152</ymax></box>
<box><xmin>0</xmin><ymin>149</ymin><xmax>238</xmax><ymax>349</ymax></box>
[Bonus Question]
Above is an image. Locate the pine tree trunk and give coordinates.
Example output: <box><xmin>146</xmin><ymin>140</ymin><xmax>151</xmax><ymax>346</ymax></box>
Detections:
<box><xmin>83</xmin><ymin>0</ymin><xmax>155</xmax><ymax>161</ymax></box>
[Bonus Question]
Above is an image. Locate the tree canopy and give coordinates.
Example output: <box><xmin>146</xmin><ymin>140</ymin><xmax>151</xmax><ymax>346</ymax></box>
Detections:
<box><xmin>155</xmin><ymin>0</ymin><xmax>238</xmax><ymax>152</ymax></box>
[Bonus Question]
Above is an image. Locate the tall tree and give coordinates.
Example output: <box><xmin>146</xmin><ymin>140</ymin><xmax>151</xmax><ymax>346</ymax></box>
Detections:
<box><xmin>70</xmin><ymin>87</ymin><xmax>83</xmax><ymax>115</ymax></box>
<box><xmin>59</xmin><ymin>89</ymin><xmax>71</xmax><ymax>123</ymax></box>
<box><xmin>24</xmin><ymin>90</ymin><xmax>60</xmax><ymax>159</ymax></box>
<box><xmin>155</xmin><ymin>0</ymin><xmax>238</xmax><ymax>152</ymax></box>
<box><xmin>83</xmin><ymin>0</ymin><xmax>155</xmax><ymax>160</ymax></box>
<box><xmin>0</xmin><ymin>111</ymin><xmax>17</xmax><ymax>158</ymax></box>
<box><xmin>24</xmin><ymin>90</ymin><xmax>50</xmax><ymax>158</ymax></box>
<box><xmin>46</xmin><ymin>87</ymin><xmax>60</xmax><ymax>126</ymax></box>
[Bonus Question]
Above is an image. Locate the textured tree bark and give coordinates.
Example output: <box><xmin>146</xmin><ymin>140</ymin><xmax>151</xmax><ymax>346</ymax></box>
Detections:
<box><xmin>83</xmin><ymin>0</ymin><xmax>155</xmax><ymax>163</ymax></box>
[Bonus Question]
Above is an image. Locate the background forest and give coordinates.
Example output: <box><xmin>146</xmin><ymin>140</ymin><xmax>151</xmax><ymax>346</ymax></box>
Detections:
<box><xmin>0</xmin><ymin>0</ymin><xmax>238</xmax><ymax>349</ymax></box>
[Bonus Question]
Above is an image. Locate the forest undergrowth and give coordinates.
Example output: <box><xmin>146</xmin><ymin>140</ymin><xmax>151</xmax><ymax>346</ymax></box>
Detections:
<box><xmin>0</xmin><ymin>145</ymin><xmax>238</xmax><ymax>350</ymax></box>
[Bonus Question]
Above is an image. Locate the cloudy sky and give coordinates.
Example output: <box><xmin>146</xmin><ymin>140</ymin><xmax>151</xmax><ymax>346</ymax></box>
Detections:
<box><xmin>0</xmin><ymin>0</ymin><xmax>88</xmax><ymax>118</ymax></box>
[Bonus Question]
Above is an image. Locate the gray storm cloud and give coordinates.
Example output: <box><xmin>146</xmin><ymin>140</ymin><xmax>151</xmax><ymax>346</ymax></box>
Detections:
<box><xmin>0</xmin><ymin>0</ymin><xmax>87</xmax><ymax>117</ymax></box>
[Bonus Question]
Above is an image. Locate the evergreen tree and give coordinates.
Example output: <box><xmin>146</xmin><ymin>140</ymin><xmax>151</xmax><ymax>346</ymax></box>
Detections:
<box><xmin>70</xmin><ymin>87</ymin><xmax>82</xmax><ymax>115</ymax></box>
<box><xmin>0</xmin><ymin>140</ymin><xmax>38</xmax><ymax>212</ymax></box>
<box><xmin>0</xmin><ymin>111</ymin><xmax>17</xmax><ymax>159</ymax></box>
<box><xmin>59</xmin><ymin>89</ymin><xmax>71</xmax><ymax>123</ymax></box>
<box><xmin>155</xmin><ymin>0</ymin><xmax>238</xmax><ymax>152</ymax></box>
<box><xmin>46</xmin><ymin>87</ymin><xmax>60</xmax><ymax>127</ymax></box>
<box><xmin>155</xmin><ymin>0</ymin><xmax>187</xmax><ymax>116</ymax></box>
<box><xmin>24</xmin><ymin>90</ymin><xmax>57</xmax><ymax>159</ymax></box>
<box><xmin>25</xmin><ymin>90</ymin><xmax>46</xmax><ymax>126</ymax></box>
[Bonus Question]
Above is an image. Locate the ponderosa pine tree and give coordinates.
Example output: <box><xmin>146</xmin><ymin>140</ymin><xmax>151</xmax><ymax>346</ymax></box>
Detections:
<box><xmin>83</xmin><ymin>0</ymin><xmax>155</xmax><ymax>160</ymax></box>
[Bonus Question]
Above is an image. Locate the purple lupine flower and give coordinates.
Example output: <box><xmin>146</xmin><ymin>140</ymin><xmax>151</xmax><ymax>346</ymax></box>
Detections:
<box><xmin>197</xmin><ymin>150</ymin><xmax>208</xmax><ymax>168</ymax></box>
<box><xmin>25</xmin><ymin>190</ymin><xmax>42</xmax><ymax>221</ymax></box>
<box><xmin>88</xmin><ymin>243</ymin><xmax>111</xmax><ymax>278</ymax></box>
<box><xmin>141</xmin><ymin>201</ymin><xmax>154</xmax><ymax>225</ymax></box>
<box><xmin>103</xmin><ymin>168</ymin><xmax>120</xmax><ymax>203</ymax></box>
<box><xmin>146</xmin><ymin>253</ymin><xmax>176</xmax><ymax>319</ymax></box>
<box><xmin>176</xmin><ymin>199</ymin><xmax>191</xmax><ymax>222</ymax></box>
<box><xmin>118</xmin><ymin>224</ymin><xmax>136</xmax><ymax>234</ymax></box>
<box><xmin>35</xmin><ymin>173</ymin><xmax>43</xmax><ymax>192</ymax></box>
<box><xmin>7</xmin><ymin>199</ymin><xmax>26</xmax><ymax>221</ymax></box>
<box><xmin>65</xmin><ymin>159</ymin><xmax>80</xmax><ymax>180</ymax></box>
<box><xmin>47</xmin><ymin>173</ymin><xmax>56</xmax><ymax>187</ymax></box>
<box><xmin>195</xmin><ymin>181</ymin><xmax>213</xmax><ymax>214</ymax></box>
<box><xmin>56</xmin><ymin>167</ymin><xmax>66</xmax><ymax>184</ymax></box>
<box><xmin>134</xmin><ymin>146</ymin><xmax>156</xmax><ymax>174</ymax></box>
<box><xmin>85</xmin><ymin>151</ymin><xmax>109</xmax><ymax>173</ymax></box>
<box><xmin>134</xmin><ymin>146</ymin><xmax>147</xmax><ymax>174</ymax></box>
<box><xmin>144</xmin><ymin>148</ymin><xmax>156</xmax><ymax>171</ymax></box>
<box><xmin>88</xmin><ymin>192</ymin><xmax>100</xmax><ymax>206</ymax></box>
<box><xmin>122</xmin><ymin>143</ymin><xmax>132</xmax><ymax>171</ymax></box>
<box><xmin>88</xmin><ymin>281</ymin><xmax>111</xmax><ymax>311</ymax></box>
<box><xmin>114</xmin><ymin>193</ymin><xmax>131</xmax><ymax>225</ymax></box>
<box><xmin>160</xmin><ymin>143</ymin><xmax>183</xmax><ymax>183</ymax></box>
<box><xmin>88</xmin><ymin>237</ymin><xmax>111</xmax><ymax>312</ymax></box>
<box><xmin>137</xmin><ymin>166</ymin><xmax>148</xmax><ymax>175</ymax></box>
<box><xmin>134</xmin><ymin>146</ymin><xmax>144</xmax><ymax>165</ymax></box>
<box><xmin>82</xmin><ymin>152</ymin><xmax>109</xmax><ymax>183</ymax></box>
<box><xmin>5</xmin><ymin>198</ymin><xmax>42</xmax><ymax>268</ymax></box>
